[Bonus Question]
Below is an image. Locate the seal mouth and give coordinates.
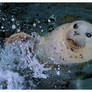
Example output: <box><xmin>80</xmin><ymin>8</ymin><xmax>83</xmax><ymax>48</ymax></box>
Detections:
<box><xmin>67</xmin><ymin>36</ymin><xmax>86</xmax><ymax>50</ymax></box>
<box><xmin>67</xmin><ymin>38</ymin><xmax>83</xmax><ymax>49</ymax></box>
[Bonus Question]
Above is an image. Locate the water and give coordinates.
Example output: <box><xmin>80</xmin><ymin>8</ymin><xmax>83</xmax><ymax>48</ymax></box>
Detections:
<box><xmin>0</xmin><ymin>3</ymin><xmax>92</xmax><ymax>89</ymax></box>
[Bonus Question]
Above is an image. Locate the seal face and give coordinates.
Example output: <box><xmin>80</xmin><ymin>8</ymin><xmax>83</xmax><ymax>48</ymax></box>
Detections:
<box><xmin>66</xmin><ymin>21</ymin><xmax>92</xmax><ymax>51</ymax></box>
<box><xmin>63</xmin><ymin>21</ymin><xmax>92</xmax><ymax>63</ymax></box>
<box><xmin>5</xmin><ymin>21</ymin><xmax>92</xmax><ymax>64</ymax></box>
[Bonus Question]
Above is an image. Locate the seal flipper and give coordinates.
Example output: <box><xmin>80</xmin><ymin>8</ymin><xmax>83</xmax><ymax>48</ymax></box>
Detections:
<box><xmin>5</xmin><ymin>32</ymin><xmax>31</xmax><ymax>45</ymax></box>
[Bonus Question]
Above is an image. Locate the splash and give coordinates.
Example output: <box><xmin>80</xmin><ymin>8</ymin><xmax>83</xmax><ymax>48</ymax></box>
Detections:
<box><xmin>0</xmin><ymin>32</ymin><xmax>50</xmax><ymax>78</ymax></box>
<box><xmin>0</xmin><ymin>32</ymin><xmax>50</xmax><ymax>89</ymax></box>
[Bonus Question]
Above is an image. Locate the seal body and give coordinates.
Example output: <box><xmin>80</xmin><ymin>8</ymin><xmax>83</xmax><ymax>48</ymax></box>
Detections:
<box><xmin>36</xmin><ymin>21</ymin><xmax>92</xmax><ymax>64</ymax></box>
<box><xmin>5</xmin><ymin>21</ymin><xmax>92</xmax><ymax>64</ymax></box>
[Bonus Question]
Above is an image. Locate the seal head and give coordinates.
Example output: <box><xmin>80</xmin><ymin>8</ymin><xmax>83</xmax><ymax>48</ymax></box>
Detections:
<box><xmin>38</xmin><ymin>21</ymin><xmax>92</xmax><ymax>64</ymax></box>
<box><xmin>66</xmin><ymin>21</ymin><xmax>92</xmax><ymax>51</ymax></box>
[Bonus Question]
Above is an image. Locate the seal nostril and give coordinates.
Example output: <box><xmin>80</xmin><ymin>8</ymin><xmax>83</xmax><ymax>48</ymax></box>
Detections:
<box><xmin>74</xmin><ymin>31</ymin><xmax>80</xmax><ymax>35</ymax></box>
<box><xmin>73</xmin><ymin>23</ymin><xmax>78</xmax><ymax>29</ymax></box>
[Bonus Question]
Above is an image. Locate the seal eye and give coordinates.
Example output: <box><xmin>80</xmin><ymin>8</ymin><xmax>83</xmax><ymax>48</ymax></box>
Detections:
<box><xmin>85</xmin><ymin>32</ymin><xmax>92</xmax><ymax>38</ymax></box>
<box><xmin>73</xmin><ymin>23</ymin><xmax>78</xmax><ymax>29</ymax></box>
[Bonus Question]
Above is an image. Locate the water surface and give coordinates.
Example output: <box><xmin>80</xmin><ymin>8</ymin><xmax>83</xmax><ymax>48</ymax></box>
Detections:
<box><xmin>0</xmin><ymin>3</ymin><xmax>92</xmax><ymax>89</ymax></box>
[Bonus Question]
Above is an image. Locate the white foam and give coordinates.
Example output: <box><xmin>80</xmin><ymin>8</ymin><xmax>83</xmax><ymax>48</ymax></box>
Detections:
<box><xmin>0</xmin><ymin>70</ymin><xmax>24</xmax><ymax>89</ymax></box>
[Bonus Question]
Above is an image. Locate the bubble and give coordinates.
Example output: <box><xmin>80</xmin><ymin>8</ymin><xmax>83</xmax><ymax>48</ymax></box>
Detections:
<box><xmin>48</xmin><ymin>14</ymin><xmax>56</xmax><ymax>23</ymax></box>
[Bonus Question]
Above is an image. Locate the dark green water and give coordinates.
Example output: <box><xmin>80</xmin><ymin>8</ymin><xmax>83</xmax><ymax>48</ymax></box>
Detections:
<box><xmin>0</xmin><ymin>3</ymin><xmax>92</xmax><ymax>89</ymax></box>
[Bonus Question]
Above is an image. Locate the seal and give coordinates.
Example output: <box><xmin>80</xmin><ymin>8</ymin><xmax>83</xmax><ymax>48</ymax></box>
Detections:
<box><xmin>5</xmin><ymin>21</ymin><xmax>92</xmax><ymax>64</ymax></box>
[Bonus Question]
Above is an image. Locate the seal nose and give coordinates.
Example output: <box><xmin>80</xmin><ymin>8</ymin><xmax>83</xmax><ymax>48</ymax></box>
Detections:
<box><xmin>66</xmin><ymin>31</ymin><xmax>86</xmax><ymax>49</ymax></box>
<box><xmin>73</xmin><ymin>31</ymin><xmax>80</xmax><ymax>36</ymax></box>
<box><xmin>72</xmin><ymin>35</ymin><xmax>86</xmax><ymax>48</ymax></box>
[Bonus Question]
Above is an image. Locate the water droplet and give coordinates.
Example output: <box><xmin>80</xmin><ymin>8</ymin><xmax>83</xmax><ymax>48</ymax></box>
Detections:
<box><xmin>41</xmin><ymin>29</ymin><xmax>44</xmax><ymax>32</ymax></box>
<box><xmin>11</xmin><ymin>18</ymin><xmax>15</xmax><ymax>22</ymax></box>
<box><xmin>12</xmin><ymin>25</ymin><xmax>16</xmax><ymax>30</ymax></box>
<box><xmin>33</xmin><ymin>23</ymin><xmax>36</xmax><ymax>27</ymax></box>
<box><xmin>56</xmin><ymin>70</ymin><xmax>60</xmax><ymax>75</ymax></box>
<box><xmin>2</xmin><ymin>18</ymin><xmax>5</xmax><ymax>21</ymax></box>
<box><xmin>3</xmin><ymin>30</ymin><xmax>5</xmax><ymax>32</ymax></box>
<box><xmin>1</xmin><ymin>26</ymin><xmax>4</xmax><ymax>29</ymax></box>
<box><xmin>39</xmin><ymin>26</ymin><xmax>42</xmax><ymax>28</ymax></box>
<box><xmin>37</xmin><ymin>20</ymin><xmax>40</xmax><ymax>24</ymax></box>
<box><xmin>17</xmin><ymin>29</ymin><xmax>20</xmax><ymax>32</ymax></box>
<box><xmin>48</xmin><ymin>19</ymin><xmax>51</xmax><ymax>23</ymax></box>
